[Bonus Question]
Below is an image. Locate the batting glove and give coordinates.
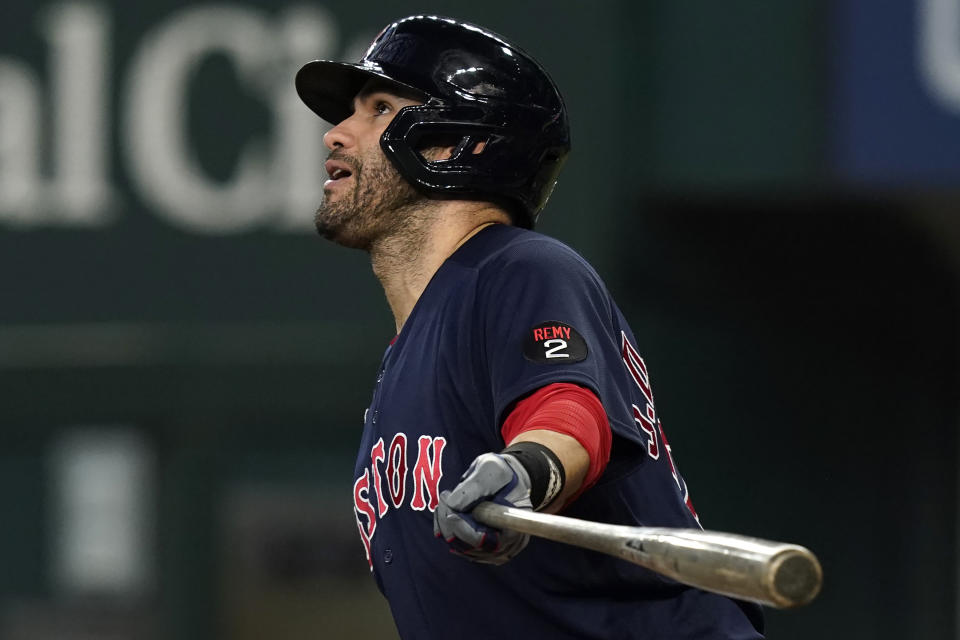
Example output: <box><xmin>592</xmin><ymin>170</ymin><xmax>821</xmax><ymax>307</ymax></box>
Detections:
<box><xmin>433</xmin><ymin>452</ymin><xmax>533</xmax><ymax>565</ymax></box>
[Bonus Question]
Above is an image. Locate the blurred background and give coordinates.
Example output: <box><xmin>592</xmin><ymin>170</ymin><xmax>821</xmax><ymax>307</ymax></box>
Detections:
<box><xmin>0</xmin><ymin>0</ymin><xmax>956</xmax><ymax>638</ymax></box>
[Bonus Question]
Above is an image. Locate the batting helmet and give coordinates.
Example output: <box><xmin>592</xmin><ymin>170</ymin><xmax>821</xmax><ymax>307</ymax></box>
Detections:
<box><xmin>295</xmin><ymin>15</ymin><xmax>570</xmax><ymax>228</ymax></box>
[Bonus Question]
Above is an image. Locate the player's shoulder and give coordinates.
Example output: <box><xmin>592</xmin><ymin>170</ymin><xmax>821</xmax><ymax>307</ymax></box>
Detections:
<box><xmin>454</xmin><ymin>224</ymin><xmax>598</xmax><ymax>279</ymax></box>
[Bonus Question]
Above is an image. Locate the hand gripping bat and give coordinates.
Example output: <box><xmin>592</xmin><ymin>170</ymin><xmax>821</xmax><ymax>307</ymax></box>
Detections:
<box><xmin>472</xmin><ymin>502</ymin><xmax>822</xmax><ymax>609</ymax></box>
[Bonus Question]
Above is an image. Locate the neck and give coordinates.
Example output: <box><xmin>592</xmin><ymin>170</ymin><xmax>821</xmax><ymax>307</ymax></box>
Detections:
<box><xmin>370</xmin><ymin>201</ymin><xmax>510</xmax><ymax>333</ymax></box>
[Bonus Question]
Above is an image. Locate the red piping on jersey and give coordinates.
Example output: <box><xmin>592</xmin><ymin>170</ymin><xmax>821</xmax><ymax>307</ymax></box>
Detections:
<box><xmin>501</xmin><ymin>382</ymin><xmax>612</xmax><ymax>502</ymax></box>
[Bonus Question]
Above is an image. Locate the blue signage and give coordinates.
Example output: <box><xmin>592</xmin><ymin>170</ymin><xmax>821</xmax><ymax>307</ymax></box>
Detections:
<box><xmin>834</xmin><ymin>0</ymin><xmax>960</xmax><ymax>182</ymax></box>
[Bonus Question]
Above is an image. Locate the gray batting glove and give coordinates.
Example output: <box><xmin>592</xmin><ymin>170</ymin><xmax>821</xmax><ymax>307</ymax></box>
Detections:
<box><xmin>433</xmin><ymin>452</ymin><xmax>533</xmax><ymax>565</ymax></box>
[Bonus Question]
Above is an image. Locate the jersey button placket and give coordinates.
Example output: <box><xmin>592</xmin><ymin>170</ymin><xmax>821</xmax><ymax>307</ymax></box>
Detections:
<box><xmin>365</xmin><ymin>365</ymin><xmax>387</xmax><ymax>427</ymax></box>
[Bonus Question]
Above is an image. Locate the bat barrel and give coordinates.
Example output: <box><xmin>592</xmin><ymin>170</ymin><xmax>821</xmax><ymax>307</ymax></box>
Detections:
<box><xmin>625</xmin><ymin>528</ymin><xmax>823</xmax><ymax>608</ymax></box>
<box><xmin>472</xmin><ymin>502</ymin><xmax>823</xmax><ymax>609</ymax></box>
<box><xmin>768</xmin><ymin>547</ymin><xmax>823</xmax><ymax>608</ymax></box>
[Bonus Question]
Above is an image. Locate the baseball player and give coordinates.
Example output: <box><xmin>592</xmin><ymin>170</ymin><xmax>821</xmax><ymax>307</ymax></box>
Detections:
<box><xmin>296</xmin><ymin>15</ymin><xmax>765</xmax><ymax>639</ymax></box>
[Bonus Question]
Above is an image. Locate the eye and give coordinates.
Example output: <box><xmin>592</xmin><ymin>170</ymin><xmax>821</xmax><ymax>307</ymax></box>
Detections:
<box><xmin>374</xmin><ymin>100</ymin><xmax>391</xmax><ymax>116</ymax></box>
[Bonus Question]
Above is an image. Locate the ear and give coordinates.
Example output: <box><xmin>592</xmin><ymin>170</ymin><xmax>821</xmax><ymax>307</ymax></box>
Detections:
<box><xmin>435</xmin><ymin>137</ymin><xmax>487</xmax><ymax>160</ymax></box>
<box><xmin>419</xmin><ymin>136</ymin><xmax>489</xmax><ymax>162</ymax></box>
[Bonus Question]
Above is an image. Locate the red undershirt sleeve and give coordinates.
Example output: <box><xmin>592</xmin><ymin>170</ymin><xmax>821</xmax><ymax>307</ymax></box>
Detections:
<box><xmin>500</xmin><ymin>382</ymin><xmax>612</xmax><ymax>498</ymax></box>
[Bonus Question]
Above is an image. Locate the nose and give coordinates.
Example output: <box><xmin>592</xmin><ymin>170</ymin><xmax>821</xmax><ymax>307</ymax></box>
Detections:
<box><xmin>323</xmin><ymin>116</ymin><xmax>357</xmax><ymax>150</ymax></box>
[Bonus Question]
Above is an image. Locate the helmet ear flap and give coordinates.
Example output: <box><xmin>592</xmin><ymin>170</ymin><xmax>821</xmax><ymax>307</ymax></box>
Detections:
<box><xmin>381</xmin><ymin>105</ymin><xmax>504</xmax><ymax>189</ymax></box>
<box><xmin>380</xmin><ymin>102</ymin><xmax>559</xmax><ymax>228</ymax></box>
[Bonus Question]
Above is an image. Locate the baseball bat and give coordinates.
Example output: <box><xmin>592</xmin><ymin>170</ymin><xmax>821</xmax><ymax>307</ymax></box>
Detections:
<box><xmin>472</xmin><ymin>502</ymin><xmax>822</xmax><ymax>609</ymax></box>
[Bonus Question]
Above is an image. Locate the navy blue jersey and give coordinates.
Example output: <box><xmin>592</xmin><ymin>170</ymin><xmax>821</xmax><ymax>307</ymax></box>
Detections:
<box><xmin>352</xmin><ymin>224</ymin><xmax>764</xmax><ymax>639</ymax></box>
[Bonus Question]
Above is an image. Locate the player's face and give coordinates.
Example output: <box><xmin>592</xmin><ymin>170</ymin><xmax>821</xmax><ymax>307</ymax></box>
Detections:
<box><xmin>314</xmin><ymin>83</ymin><xmax>425</xmax><ymax>249</ymax></box>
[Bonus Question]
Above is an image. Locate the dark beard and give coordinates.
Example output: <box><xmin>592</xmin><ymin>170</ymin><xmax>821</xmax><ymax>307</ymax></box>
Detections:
<box><xmin>315</xmin><ymin>149</ymin><xmax>423</xmax><ymax>250</ymax></box>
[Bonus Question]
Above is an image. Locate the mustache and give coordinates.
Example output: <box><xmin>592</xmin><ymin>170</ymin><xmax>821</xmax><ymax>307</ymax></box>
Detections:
<box><xmin>327</xmin><ymin>148</ymin><xmax>361</xmax><ymax>175</ymax></box>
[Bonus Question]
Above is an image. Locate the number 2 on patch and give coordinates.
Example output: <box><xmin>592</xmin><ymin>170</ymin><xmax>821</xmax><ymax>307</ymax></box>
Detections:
<box><xmin>543</xmin><ymin>339</ymin><xmax>569</xmax><ymax>358</ymax></box>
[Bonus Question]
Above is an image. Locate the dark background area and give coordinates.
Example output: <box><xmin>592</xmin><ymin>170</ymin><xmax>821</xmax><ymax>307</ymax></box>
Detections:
<box><xmin>0</xmin><ymin>1</ymin><xmax>957</xmax><ymax>638</ymax></box>
<box><xmin>621</xmin><ymin>195</ymin><xmax>958</xmax><ymax>638</ymax></box>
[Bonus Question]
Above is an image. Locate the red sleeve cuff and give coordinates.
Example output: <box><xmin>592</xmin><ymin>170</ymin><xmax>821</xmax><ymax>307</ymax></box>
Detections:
<box><xmin>501</xmin><ymin>382</ymin><xmax>612</xmax><ymax>495</ymax></box>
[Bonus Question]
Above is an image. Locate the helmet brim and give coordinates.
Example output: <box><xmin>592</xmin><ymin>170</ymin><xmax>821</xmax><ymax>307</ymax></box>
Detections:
<box><xmin>295</xmin><ymin>60</ymin><xmax>425</xmax><ymax>125</ymax></box>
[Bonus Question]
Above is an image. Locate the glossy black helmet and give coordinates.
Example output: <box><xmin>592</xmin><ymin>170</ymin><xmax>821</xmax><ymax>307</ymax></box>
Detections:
<box><xmin>295</xmin><ymin>15</ymin><xmax>570</xmax><ymax>228</ymax></box>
